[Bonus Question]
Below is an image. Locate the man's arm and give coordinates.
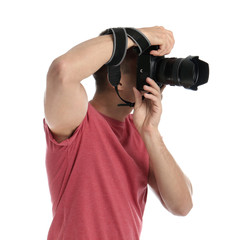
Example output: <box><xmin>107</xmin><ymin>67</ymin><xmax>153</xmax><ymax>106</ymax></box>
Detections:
<box><xmin>44</xmin><ymin>34</ymin><xmax>136</xmax><ymax>142</ymax></box>
<box><xmin>51</xmin><ymin>26</ymin><xmax>174</xmax><ymax>84</ymax></box>
<box><xmin>144</xmin><ymin>129</ymin><xmax>193</xmax><ymax>216</ymax></box>
<box><xmin>50</xmin><ymin>34</ymin><xmax>135</xmax><ymax>84</ymax></box>
<box><xmin>131</xmin><ymin>28</ymin><xmax>192</xmax><ymax>216</ymax></box>
<box><xmin>44</xmin><ymin>26</ymin><xmax>174</xmax><ymax>142</ymax></box>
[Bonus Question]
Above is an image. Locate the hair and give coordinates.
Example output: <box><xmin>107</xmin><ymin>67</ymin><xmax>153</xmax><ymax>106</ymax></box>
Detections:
<box><xmin>93</xmin><ymin>47</ymin><xmax>138</xmax><ymax>93</ymax></box>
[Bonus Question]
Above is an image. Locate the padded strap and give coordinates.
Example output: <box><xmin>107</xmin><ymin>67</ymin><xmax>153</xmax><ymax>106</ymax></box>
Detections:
<box><xmin>100</xmin><ymin>28</ymin><xmax>128</xmax><ymax>66</ymax></box>
<box><xmin>125</xmin><ymin>28</ymin><xmax>151</xmax><ymax>55</ymax></box>
<box><xmin>100</xmin><ymin>27</ymin><xmax>151</xmax><ymax>107</ymax></box>
<box><xmin>108</xmin><ymin>65</ymin><xmax>121</xmax><ymax>87</ymax></box>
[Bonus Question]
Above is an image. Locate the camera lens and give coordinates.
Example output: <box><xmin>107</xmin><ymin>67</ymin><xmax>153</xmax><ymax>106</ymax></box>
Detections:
<box><xmin>156</xmin><ymin>56</ymin><xmax>209</xmax><ymax>90</ymax></box>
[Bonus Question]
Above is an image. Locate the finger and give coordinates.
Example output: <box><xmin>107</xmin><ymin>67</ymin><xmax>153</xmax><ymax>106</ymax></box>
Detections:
<box><xmin>167</xmin><ymin>30</ymin><xmax>175</xmax><ymax>46</ymax></box>
<box><xmin>143</xmin><ymin>92</ymin><xmax>161</xmax><ymax>107</ymax></box>
<box><xmin>146</xmin><ymin>77</ymin><xmax>161</xmax><ymax>92</ymax></box>
<box><xmin>169</xmin><ymin>31</ymin><xmax>175</xmax><ymax>48</ymax></box>
<box><xmin>157</xmin><ymin>48</ymin><xmax>166</xmax><ymax>56</ymax></box>
<box><xmin>150</xmin><ymin>45</ymin><xmax>167</xmax><ymax>56</ymax></box>
<box><xmin>143</xmin><ymin>84</ymin><xmax>161</xmax><ymax>99</ymax></box>
<box><xmin>133</xmin><ymin>87</ymin><xmax>142</xmax><ymax>109</ymax></box>
<box><xmin>165</xmin><ymin>43</ymin><xmax>173</xmax><ymax>55</ymax></box>
<box><xmin>164</xmin><ymin>36</ymin><xmax>173</xmax><ymax>54</ymax></box>
<box><xmin>150</xmin><ymin>49</ymin><xmax>163</xmax><ymax>56</ymax></box>
<box><xmin>149</xmin><ymin>50</ymin><xmax>157</xmax><ymax>55</ymax></box>
<box><xmin>160</xmin><ymin>45</ymin><xmax>169</xmax><ymax>55</ymax></box>
<box><xmin>164</xmin><ymin>43</ymin><xmax>172</xmax><ymax>55</ymax></box>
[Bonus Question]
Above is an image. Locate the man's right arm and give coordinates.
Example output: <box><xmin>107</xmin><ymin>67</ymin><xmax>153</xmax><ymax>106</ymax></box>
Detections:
<box><xmin>51</xmin><ymin>34</ymin><xmax>137</xmax><ymax>84</ymax></box>
<box><xmin>44</xmin><ymin>34</ymin><xmax>136</xmax><ymax>143</ymax></box>
<box><xmin>44</xmin><ymin>26</ymin><xmax>174</xmax><ymax>143</ymax></box>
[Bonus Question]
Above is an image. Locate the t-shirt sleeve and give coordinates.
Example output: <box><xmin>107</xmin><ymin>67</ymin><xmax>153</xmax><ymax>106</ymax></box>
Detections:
<box><xmin>43</xmin><ymin>117</ymin><xmax>85</xmax><ymax>148</ymax></box>
<box><xmin>43</xmin><ymin>107</ymin><xmax>89</xmax><ymax>212</ymax></box>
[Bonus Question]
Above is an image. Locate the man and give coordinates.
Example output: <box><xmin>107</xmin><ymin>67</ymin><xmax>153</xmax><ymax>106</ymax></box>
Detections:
<box><xmin>43</xmin><ymin>26</ymin><xmax>193</xmax><ymax>240</ymax></box>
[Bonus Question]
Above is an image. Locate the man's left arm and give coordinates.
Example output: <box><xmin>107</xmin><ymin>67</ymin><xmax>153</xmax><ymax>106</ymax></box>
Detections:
<box><xmin>132</xmin><ymin>28</ymin><xmax>192</xmax><ymax>216</ymax></box>
<box><xmin>143</xmin><ymin>128</ymin><xmax>193</xmax><ymax>216</ymax></box>
<box><xmin>133</xmin><ymin>76</ymin><xmax>193</xmax><ymax>216</ymax></box>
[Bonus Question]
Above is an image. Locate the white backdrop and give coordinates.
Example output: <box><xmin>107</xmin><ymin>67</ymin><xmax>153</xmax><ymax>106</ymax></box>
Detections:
<box><xmin>1</xmin><ymin>0</ymin><xmax>245</xmax><ymax>239</ymax></box>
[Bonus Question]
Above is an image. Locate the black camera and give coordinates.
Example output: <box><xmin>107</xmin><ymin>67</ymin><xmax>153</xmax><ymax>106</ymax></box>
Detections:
<box><xmin>136</xmin><ymin>46</ymin><xmax>209</xmax><ymax>91</ymax></box>
<box><xmin>100</xmin><ymin>27</ymin><xmax>210</xmax><ymax>107</ymax></box>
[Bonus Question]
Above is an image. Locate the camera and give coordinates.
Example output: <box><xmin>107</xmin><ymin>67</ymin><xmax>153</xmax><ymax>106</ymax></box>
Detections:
<box><xmin>136</xmin><ymin>46</ymin><xmax>209</xmax><ymax>91</ymax></box>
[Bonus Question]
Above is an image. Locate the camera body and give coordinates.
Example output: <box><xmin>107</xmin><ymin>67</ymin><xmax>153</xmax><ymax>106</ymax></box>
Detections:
<box><xmin>136</xmin><ymin>46</ymin><xmax>209</xmax><ymax>91</ymax></box>
<box><xmin>137</xmin><ymin>46</ymin><xmax>164</xmax><ymax>90</ymax></box>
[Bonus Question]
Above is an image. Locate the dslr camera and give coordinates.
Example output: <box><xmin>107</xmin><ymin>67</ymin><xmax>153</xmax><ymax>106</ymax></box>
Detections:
<box><xmin>136</xmin><ymin>46</ymin><xmax>209</xmax><ymax>91</ymax></box>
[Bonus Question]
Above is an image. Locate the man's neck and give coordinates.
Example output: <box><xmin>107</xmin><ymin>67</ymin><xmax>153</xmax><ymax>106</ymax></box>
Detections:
<box><xmin>89</xmin><ymin>92</ymin><xmax>133</xmax><ymax>122</ymax></box>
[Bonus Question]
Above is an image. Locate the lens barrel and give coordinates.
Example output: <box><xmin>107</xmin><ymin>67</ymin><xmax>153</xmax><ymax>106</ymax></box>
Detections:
<box><xmin>156</xmin><ymin>56</ymin><xmax>209</xmax><ymax>90</ymax></box>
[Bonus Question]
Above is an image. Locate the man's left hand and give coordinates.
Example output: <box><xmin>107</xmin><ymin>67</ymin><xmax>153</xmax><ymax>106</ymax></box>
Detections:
<box><xmin>132</xmin><ymin>77</ymin><xmax>166</xmax><ymax>136</ymax></box>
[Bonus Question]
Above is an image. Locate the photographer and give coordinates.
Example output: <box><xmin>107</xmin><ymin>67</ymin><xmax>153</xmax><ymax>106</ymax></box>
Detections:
<box><xmin>43</xmin><ymin>26</ymin><xmax>193</xmax><ymax>240</ymax></box>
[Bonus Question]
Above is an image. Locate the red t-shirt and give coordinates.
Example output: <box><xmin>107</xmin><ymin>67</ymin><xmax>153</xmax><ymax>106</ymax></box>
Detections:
<box><xmin>43</xmin><ymin>102</ymin><xmax>149</xmax><ymax>240</ymax></box>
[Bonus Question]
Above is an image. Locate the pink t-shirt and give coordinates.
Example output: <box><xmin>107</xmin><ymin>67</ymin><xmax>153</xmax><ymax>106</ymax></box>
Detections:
<box><xmin>43</xmin><ymin>103</ymin><xmax>149</xmax><ymax>240</ymax></box>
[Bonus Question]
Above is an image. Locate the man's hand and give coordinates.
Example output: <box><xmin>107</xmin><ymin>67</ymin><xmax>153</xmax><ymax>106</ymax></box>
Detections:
<box><xmin>138</xmin><ymin>26</ymin><xmax>175</xmax><ymax>56</ymax></box>
<box><xmin>132</xmin><ymin>78</ymin><xmax>166</xmax><ymax>136</ymax></box>
<box><xmin>132</xmin><ymin>27</ymin><xmax>193</xmax><ymax>216</ymax></box>
<box><xmin>132</xmin><ymin>78</ymin><xmax>193</xmax><ymax>216</ymax></box>
<box><xmin>132</xmin><ymin>26</ymin><xmax>174</xmax><ymax>135</ymax></box>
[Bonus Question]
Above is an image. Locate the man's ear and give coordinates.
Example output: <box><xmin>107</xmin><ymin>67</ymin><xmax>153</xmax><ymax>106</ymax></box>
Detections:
<box><xmin>109</xmin><ymin>81</ymin><xmax>123</xmax><ymax>91</ymax></box>
<box><xmin>106</xmin><ymin>73</ymin><xmax>124</xmax><ymax>91</ymax></box>
<box><xmin>117</xmin><ymin>81</ymin><xmax>123</xmax><ymax>91</ymax></box>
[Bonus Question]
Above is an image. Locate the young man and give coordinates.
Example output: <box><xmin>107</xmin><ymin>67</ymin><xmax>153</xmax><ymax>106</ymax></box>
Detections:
<box><xmin>43</xmin><ymin>26</ymin><xmax>193</xmax><ymax>240</ymax></box>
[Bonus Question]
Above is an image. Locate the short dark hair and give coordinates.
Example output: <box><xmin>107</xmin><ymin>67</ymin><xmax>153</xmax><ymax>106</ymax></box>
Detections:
<box><xmin>93</xmin><ymin>47</ymin><xmax>138</xmax><ymax>93</ymax></box>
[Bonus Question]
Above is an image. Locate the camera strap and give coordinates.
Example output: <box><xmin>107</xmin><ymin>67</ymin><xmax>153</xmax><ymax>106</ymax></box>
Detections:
<box><xmin>100</xmin><ymin>27</ymin><xmax>151</xmax><ymax>107</ymax></box>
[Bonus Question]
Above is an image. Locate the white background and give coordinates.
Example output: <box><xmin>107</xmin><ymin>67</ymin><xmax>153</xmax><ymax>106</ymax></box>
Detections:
<box><xmin>1</xmin><ymin>0</ymin><xmax>245</xmax><ymax>239</ymax></box>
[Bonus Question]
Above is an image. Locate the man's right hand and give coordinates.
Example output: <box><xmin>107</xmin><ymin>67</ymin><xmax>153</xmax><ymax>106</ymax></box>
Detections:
<box><xmin>138</xmin><ymin>26</ymin><xmax>175</xmax><ymax>56</ymax></box>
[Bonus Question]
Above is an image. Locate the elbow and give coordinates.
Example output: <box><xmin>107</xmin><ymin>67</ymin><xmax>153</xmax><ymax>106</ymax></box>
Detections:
<box><xmin>170</xmin><ymin>199</ymin><xmax>193</xmax><ymax>217</ymax></box>
<box><xmin>47</xmin><ymin>57</ymin><xmax>68</xmax><ymax>83</ymax></box>
<box><xmin>176</xmin><ymin>202</ymin><xmax>193</xmax><ymax>216</ymax></box>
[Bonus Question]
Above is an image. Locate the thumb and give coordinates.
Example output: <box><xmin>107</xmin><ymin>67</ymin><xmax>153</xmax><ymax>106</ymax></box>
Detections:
<box><xmin>133</xmin><ymin>87</ymin><xmax>142</xmax><ymax>109</ymax></box>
